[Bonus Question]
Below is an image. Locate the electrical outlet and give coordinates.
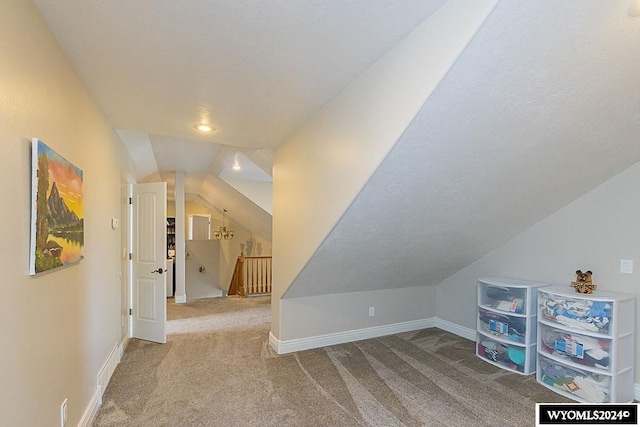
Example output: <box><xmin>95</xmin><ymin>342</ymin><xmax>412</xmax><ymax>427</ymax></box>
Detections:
<box><xmin>620</xmin><ymin>259</ymin><xmax>634</xmax><ymax>274</ymax></box>
<box><xmin>121</xmin><ymin>314</ymin><xmax>125</xmax><ymax>328</ymax></box>
<box><xmin>60</xmin><ymin>399</ymin><xmax>68</xmax><ymax>427</ymax></box>
<box><xmin>368</xmin><ymin>306</ymin><xmax>375</xmax><ymax>317</ymax></box>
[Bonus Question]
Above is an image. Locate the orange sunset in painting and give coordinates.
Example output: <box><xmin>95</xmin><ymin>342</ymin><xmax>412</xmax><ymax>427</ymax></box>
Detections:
<box><xmin>48</xmin><ymin>158</ymin><xmax>83</xmax><ymax>218</ymax></box>
<box><xmin>29</xmin><ymin>138</ymin><xmax>84</xmax><ymax>275</ymax></box>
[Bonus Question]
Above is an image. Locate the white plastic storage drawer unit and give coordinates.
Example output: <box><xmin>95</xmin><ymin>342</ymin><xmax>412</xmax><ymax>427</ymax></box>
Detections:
<box><xmin>476</xmin><ymin>277</ymin><xmax>549</xmax><ymax>375</ymax></box>
<box><xmin>537</xmin><ymin>286</ymin><xmax>635</xmax><ymax>403</ymax></box>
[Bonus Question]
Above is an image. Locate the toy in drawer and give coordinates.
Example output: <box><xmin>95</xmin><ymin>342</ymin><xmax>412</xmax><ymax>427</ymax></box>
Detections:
<box><xmin>538</xmin><ymin>354</ymin><xmax>611</xmax><ymax>403</ymax></box>
<box><xmin>477</xmin><ymin>337</ymin><xmax>527</xmax><ymax>373</ymax></box>
<box><xmin>539</xmin><ymin>323</ymin><xmax>611</xmax><ymax>371</ymax></box>
<box><xmin>478</xmin><ymin>307</ymin><xmax>526</xmax><ymax>343</ymax></box>
<box><xmin>479</xmin><ymin>284</ymin><xmax>526</xmax><ymax>314</ymax></box>
<box><xmin>539</xmin><ymin>291</ymin><xmax>612</xmax><ymax>335</ymax></box>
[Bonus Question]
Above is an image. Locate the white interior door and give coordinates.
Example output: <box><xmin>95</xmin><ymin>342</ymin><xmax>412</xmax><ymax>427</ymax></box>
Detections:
<box><xmin>132</xmin><ymin>182</ymin><xmax>167</xmax><ymax>344</ymax></box>
<box><xmin>189</xmin><ymin>214</ymin><xmax>210</xmax><ymax>240</ymax></box>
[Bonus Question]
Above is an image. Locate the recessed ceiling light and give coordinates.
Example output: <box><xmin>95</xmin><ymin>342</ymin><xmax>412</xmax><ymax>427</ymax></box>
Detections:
<box><xmin>232</xmin><ymin>163</ymin><xmax>241</xmax><ymax>171</ymax></box>
<box><xmin>195</xmin><ymin>124</ymin><xmax>213</xmax><ymax>132</ymax></box>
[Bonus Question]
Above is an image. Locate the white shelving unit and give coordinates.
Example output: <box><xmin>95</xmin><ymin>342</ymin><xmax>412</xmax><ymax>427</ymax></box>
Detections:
<box><xmin>476</xmin><ymin>277</ymin><xmax>549</xmax><ymax>375</ymax></box>
<box><xmin>537</xmin><ymin>286</ymin><xmax>635</xmax><ymax>403</ymax></box>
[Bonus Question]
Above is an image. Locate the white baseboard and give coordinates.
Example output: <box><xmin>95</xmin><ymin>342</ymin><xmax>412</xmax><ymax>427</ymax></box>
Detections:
<box><xmin>269</xmin><ymin>317</ymin><xmax>480</xmax><ymax>355</ymax></box>
<box><xmin>79</xmin><ymin>341</ymin><xmax>121</xmax><ymax>426</ymax></box>
<box><xmin>269</xmin><ymin>331</ymin><xmax>279</xmax><ymax>353</ymax></box>
<box><xmin>119</xmin><ymin>334</ymin><xmax>130</xmax><ymax>360</ymax></box>
<box><xmin>433</xmin><ymin>317</ymin><xmax>476</xmax><ymax>341</ymax></box>
<box><xmin>98</xmin><ymin>342</ymin><xmax>120</xmax><ymax>395</ymax></box>
<box><xmin>270</xmin><ymin>318</ymin><xmax>436</xmax><ymax>354</ymax></box>
<box><xmin>78</xmin><ymin>388</ymin><xmax>101</xmax><ymax>427</ymax></box>
<box><xmin>174</xmin><ymin>294</ymin><xmax>186</xmax><ymax>303</ymax></box>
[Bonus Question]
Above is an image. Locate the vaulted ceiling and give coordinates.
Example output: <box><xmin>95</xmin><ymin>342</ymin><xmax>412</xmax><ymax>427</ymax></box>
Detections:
<box><xmin>283</xmin><ymin>0</ymin><xmax>640</xmax><ymax>297</ymax></box>
<box><xmin>34</xmin><ymin>0</ymin><xmax>447</xmax><ymax>219</ymax></box>
<box><xmin>34</xmin><ymin>1</ymin><xmax>640</xmax><ymax>297</ymax></box>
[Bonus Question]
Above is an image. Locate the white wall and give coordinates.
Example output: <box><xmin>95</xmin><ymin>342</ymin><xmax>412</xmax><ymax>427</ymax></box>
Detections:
<box><xmin>272</xmin><ymin>0</ymin><xmax>498</xmax><ymax>340</ymax></box>
<box><xmin>185</xmin><ymin>240</ymin><xmax>223</xmax><ymax>300</ymax></box>
<box><xmin>436</xmin><ymin>159</ymin><xmax>640</xmax><ymax>380</ymax></box>
<box><xmin>0</xmin><ymin>0</ymin><xmax>133</xmax><ymax>425</ymax></box>
<box><xmin>279</xmin><ymin>286</ymin><xmax>437</xmax><ymax>341</ymax></box>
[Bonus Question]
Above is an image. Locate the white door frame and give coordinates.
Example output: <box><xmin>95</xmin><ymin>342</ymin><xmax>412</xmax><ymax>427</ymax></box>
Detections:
<box><xmin>127</xmin><ymin>184</ymin><xmax>133</xmax><ymax>339</ymax></box>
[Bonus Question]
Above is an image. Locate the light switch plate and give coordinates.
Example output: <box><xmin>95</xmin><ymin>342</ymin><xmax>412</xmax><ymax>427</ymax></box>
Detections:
<box><xmin>620</xmin><ymin>259</ymin><xmax>633</xmax><ymax>274</ymax></box>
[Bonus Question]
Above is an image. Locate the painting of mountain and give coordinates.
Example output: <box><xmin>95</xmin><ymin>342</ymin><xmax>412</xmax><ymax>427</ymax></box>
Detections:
<box><xmin>29</xmin><ymin>138</ymin><xmax>84</xmax><ymax>275</ymax></box>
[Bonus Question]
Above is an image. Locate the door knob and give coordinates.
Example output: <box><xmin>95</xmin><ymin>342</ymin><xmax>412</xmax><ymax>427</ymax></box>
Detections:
<box><xmin>151</xmin><ymin>268</ymin><xmax>164</xmax><ymax>274</ymax></box>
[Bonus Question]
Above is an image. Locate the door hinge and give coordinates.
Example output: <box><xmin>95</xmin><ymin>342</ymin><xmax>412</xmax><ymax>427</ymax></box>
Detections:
<box><xmin>129</xmin><ymin>197</ymin><xmax>132</xmax><ymax>204</ymax></box>
<box><xmin>129</xmin><ymin>308</ymin><xmax>132</xmax><ymax>315</ymax></box>
<box><xmin>128</xmin><ymin>253</ymin><xmax>132</xmax><ymax>260</ymax></box>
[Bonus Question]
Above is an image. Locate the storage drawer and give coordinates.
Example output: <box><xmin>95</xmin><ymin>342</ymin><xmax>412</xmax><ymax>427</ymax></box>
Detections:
<box><xmin>478</xmin><ymin>282</ymin><xmax>527</xmax><ymax>315</ymax></box>
<box><xmin>477</xmin><ymin>336</ymin><xmax>532</xmax><ymax>374</ymax></box>
<box><xmin>538</xmin><ymin>354</ymin><xmax>611</xmax><ymax>403</ymax></box>
<box><xmin>539</xmin><ymin>291</ymin><xmax>612</xmax><ymax>335</ymax></box>
<box><xmin>538</xmin><ymin>323</ymin><xmax>611</xmax><ymax>372</ymax></box>
<box><xmin>478</xmin><ymin>307</ymin><xmax>528</xmax><ymax>344</ymax></box>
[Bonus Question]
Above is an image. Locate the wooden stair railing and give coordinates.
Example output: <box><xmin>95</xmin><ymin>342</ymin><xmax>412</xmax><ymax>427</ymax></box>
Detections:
<box><xmin>228</xmin><ymin>253</ymin><xmax>245</xmax><ymax>297</ymax></box>
<box><xmin>228</xmin><ymin>254</ymin><xmax>272</xmax><ymax>297</ymax></box>
<box><xmin>244</xmin><ymin>256</ymin><xmax>272</xmax><ymax>295</ymax></box>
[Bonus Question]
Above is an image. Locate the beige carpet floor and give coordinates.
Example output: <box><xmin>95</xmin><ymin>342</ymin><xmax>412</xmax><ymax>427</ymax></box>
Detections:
<box><xmin>93</xmin><ymin>296</ymin><xmax>569</xmax><ymax>426</ymax></box>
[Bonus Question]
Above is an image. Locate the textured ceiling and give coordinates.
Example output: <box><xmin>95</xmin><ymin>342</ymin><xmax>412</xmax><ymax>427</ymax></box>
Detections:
<box><xmin>34</xmin><ymin>0</ymin><xmax>446</xmax><ymax>149</ymax></box>
<box><xmin>284</xmin><ymin>0</ymin><xmax>640</xmax><ymax>298</ymax></box>
<box><xmin>34</xmin><ymin>0</ymin><xmax>640</xmax><ymax>300</ymax></box>
<box><xmin>34</xmin><ymin>0</ymin><xmax>446</xmax><ymax>232</ymax></box>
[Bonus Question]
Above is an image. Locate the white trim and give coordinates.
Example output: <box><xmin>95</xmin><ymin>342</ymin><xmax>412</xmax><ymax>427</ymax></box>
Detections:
<box><xmin>119</xmin><ymin>334</ymin><xmax>130</xmax><ymax>360</ymax></box>
<box><xmin>634</xmin><ymin>383</ymin><xmax>640</xmax><ymax>401</ymax></box>
<box><xmin>433</xmin><ymin>317</ymin><xmax>476</xmax><ymax>341</ymax></box>
<box><xmin>79</xmin><ymin>341</ymin><xmax>121</xmax><ymax>426</ymax></box>
<box><xmin>174</xmin><ymin>294</ymin><xmax>187</xmax><ymax>303</ymax></box>
<box><xmin>78</xmin><ymin>388</ymin><xmax>101</xmax><ymax>427</ymax></box>
<box><xmin>269</xmin><ymin>331</ymin><xmax>279</xmax><ymax>353</ymax></box>
<box><xmin>270</xmin><ymin>318</ymin><xmax>435</xmax><ymax>354</ymax></box>
<box><xmin>97</xmin><ymin>342</ymin><xmax>120</xmax><ymax>395</ymax></box>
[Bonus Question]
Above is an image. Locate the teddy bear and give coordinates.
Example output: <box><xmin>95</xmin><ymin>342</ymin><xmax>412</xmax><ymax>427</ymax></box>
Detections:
<box><xmin>571</xmin><ymin>269</ymin><xmax>597</xmax><ymax>294</ymax></box>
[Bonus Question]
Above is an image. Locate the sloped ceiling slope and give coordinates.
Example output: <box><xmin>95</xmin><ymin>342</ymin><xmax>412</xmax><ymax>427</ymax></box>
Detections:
<box><xmin>198</xmin><ymin>176</ymin><xmax>273</xmax><ymax>242</ymax></box>
<box><xmin>284</xmin><ymin>0</ymin><xmax>640</xmax><ymax>298</ymax></box>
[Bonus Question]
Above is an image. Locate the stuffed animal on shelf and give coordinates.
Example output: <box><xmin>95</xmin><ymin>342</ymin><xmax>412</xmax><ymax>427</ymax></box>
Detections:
<box><xmin>571</xmin><ymin>269</ymin><xmax>597</xmax><ymax>294</ymax></box>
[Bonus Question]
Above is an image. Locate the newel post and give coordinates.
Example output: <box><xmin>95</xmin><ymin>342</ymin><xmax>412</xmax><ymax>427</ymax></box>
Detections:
<box><xmin>238</xmin><ymin>252</ymin><xmax>245</xmax><ymax>297</ymax></box>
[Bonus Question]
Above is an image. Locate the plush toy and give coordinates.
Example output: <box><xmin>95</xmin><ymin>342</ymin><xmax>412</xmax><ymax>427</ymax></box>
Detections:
<box><xmin>571</xmin><ymin>269</ymin><xmax>597</xmax><ymax>294</ymax></box>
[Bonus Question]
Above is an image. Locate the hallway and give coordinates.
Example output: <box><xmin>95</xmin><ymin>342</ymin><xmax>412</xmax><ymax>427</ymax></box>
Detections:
<box><xmin>92</xmin><ymin>295</ymin><xmax>567</xmax><ymax>427</ymax></box>
<box><xmin>166</xmin><ymin>296</ymin><xmax>271</xmax><ymax>334</ymax></box>
<box><xmin>93</xmin><ymin>296</ymin><xmax>272</xmax><ymax>426</ymax></box>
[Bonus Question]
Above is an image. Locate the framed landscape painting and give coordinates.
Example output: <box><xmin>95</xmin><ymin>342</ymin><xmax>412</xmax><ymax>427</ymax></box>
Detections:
<box><xmin>29</xmin><ymin>138</ymin><xmax>84</xmax><ymax>275</ymax></box>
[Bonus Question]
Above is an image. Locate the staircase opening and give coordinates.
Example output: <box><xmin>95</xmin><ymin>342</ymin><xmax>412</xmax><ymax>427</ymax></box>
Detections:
<box><xmin>228</xmin><ymin>253</ymin><xmax>272</xmax><ymax>297</ymax></box>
